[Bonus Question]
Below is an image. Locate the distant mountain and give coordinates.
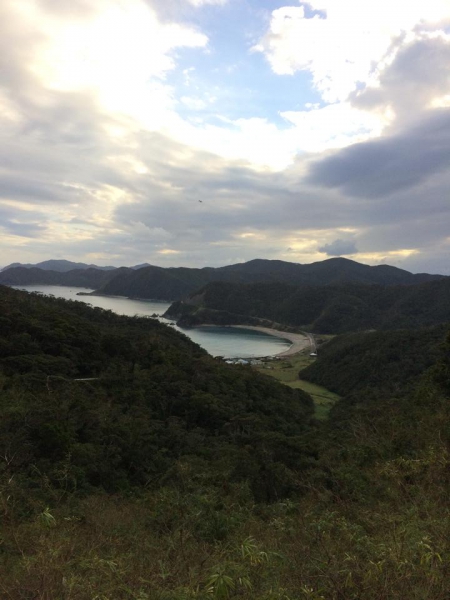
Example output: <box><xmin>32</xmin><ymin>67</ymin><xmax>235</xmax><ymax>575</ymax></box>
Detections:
<box><xmin>94</xmin><ymin>265</ymin><xmax>213</xmax><ymax>300</ymax></box>
<box><xmin>91</xmin><ymin>257</ymin><xmax>445</xmax><ymax>301</ymax></box>
<box><xmin>1</xmin><ymin>259</ymin><xmax>116</xmax><ymax>272</ymax></box>
<box><xmin>165</xmin><ymin>277</ymin><xmax>450</xmax><ymax>334</ymax></box>
<box><xmin>0</xmin><ymin>266</ymin><xmax>120</xmax><ymax>289</ymax></box>
<box><xmin>130</xmin><ymin>262</ymin><xmax>153</xmax><ymax>270</ymax></box>
<box><xmin>219</xmin><ymin>257</ymin><xmax>442</xmax><ymax>286</ymax></box>
<box><xmin>1</xmin><ymin>257</ymin><xmax>445</xmax><ymax>300</ymax></box>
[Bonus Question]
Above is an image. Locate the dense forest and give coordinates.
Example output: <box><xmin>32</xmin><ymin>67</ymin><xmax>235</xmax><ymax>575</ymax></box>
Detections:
<box><xmin>299</xmin><ymin>325</ymin><xmax>447</xmax><ymax>398</ymax></box>
<box><xmin>1</xmin><ymin>259</ymin><xmax>117</xmax><ymax>273</ymax></box>
<box><xmin>0</xmin><ymin>265</ymin><xmax>119</xmax><ymax>289</ymax></box>
<box><xmin>2</xmin><ymin>284</ymin><xmax>450</xmax><ymax>599</ymax></box>
<box><xmin>0</xmin><ymin>285</ymin><xmax>314</xmax><ymax>498</ymax></box>
<box><xmin>167</xmin><ymin>278</ymin><xmax>450</xmax><ymax>333</ymax></box>
<box><xmin>1</xmin><ymin>256</ymin><xmax>443</xmax><ymax>301</ymax></box>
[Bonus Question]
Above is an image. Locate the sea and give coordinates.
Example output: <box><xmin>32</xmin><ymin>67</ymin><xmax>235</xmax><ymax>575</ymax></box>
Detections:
<box><xmin>12</xmin><ymin>285</ymin><xmax>291</xmax><ymax>359</ymax></box>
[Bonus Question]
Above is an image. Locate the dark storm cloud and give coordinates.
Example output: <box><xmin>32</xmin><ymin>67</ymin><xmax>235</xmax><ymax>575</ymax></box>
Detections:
<box><xmin>305</xmin><ymin>109</ymin><xmax>450</xmax><ymax>197</ymax></box>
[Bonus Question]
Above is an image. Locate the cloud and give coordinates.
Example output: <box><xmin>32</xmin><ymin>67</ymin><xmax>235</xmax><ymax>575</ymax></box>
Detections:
<box><xmin>187</xmin><ymin>0</ymin><xmax>228</xmax><ymax>6</ymax></box>
<box><xmin>255</xmin><ymin>1</ymin><xmax>450</xmax><ymax>102</ymax></box>
<box><xmin>28</xmin><ymin>0</ymin><xmax>208</xmax><ymax>126</ymax></box>
<box><xmin>305</xmin><ymin>109</ymin><xmax>450</xmax><ymax>197</ymax></box>
<box><xmin>0</xmin><ymin>0</ymin><xmax>450</xmax><ymax>275</ymax></box>
<box><xmin>280</xmin><ymin>102</ymin><xmax>387</xmax><ymax>152</ymax></box>
<box><xmin>0</xmin><ymin>204</ymin><xmax>48</xmax><ymax>238</ymax></box>
<box><xmin>352</xmin><ymin>34</ymin><xmax>450</xmax><ymax>120</ymax></box>
<box><xmin>318</xmin><ymin>239</ymin><xmax>357</xmax><ymax>256</ymax></box>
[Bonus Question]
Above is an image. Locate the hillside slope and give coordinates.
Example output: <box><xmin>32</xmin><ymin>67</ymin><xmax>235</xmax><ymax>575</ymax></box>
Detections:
<box><xmin>0</xmin><ymin>285</ymin><xmax>314</xmax><ymax>497</ymax></box>
<box><xmin>1</xmin><ymin>259</ymin><xmax>116</xmax><ymax>272</ymax></box>
<box><xmin>3</xmin><ymin>284</ymin><xmax>450</xmax><ymax>599</ymax></box>
<box><xmin>167</xmin><ymin>278</ymin><xmax>450</xmax><ymax>333</ymax></box>
<box><xmin>92</xmin><ymin>257</ymin><xmax>445</xmax><ymax>300</ymax></box>
<box><xmin>300</xmin><ymin>325</ymin><xmax>448</xmax><ymax>397</ymax></box>
<box><xmin>1</xmin><ymin>257</ymin><xmax>444</xmax><ymax>300</ymax></box>
<box><xmin>0</xmin><ymin>266</ymin><xmax>122</xmax><ymax>288</ymax></box>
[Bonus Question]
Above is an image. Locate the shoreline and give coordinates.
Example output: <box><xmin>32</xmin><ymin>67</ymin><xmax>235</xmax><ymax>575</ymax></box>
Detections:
<box><xmin>194</xmin><ymin>324</ymin><xmax>311</xmax><ymax>357</ymax></box>
<box><xmin>77</xmin><ymin>291</ymin><xmax>171</xmax><ymax>303</ymax></box>
<box><xmin>229</xmin><ymin>325</ymin><xmax>311</xmax><ymax>357</ymax></box>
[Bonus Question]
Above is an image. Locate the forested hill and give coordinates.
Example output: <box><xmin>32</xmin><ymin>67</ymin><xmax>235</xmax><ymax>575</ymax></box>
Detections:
<box><xmin>0</xmin><ymin>284</ymin><xmax>314</xmax><ymax>497</ymax></box>
<box><xmin>1</xmin><ymin>257</ymin><xmax>444</xmax><ymax>300</ymax></box>
<box><xmin>300</xmin><ymin>325</ymin><xmax>448</xmax><ymax>398</ymax></box>
<box><xmin>0</xmin><ymin>265</ymin><xmax>121</xmax><ymax>288</ymax></box>
<box><xmin>166</xmin><ymin>277</ymin><xmax>450</xmax><ymax>333</ymax></box>
<box><xmin>1</xmin><ymin>259</ymin><xmax>117</xmax><ymax>272</ymax></box>
<box><xmin>90</xmin><ymin>257</ymin><xmax>445</xmax><ymax>300</ymax></box>
<box><xmin>4</xmin><ymin>286</ymin><xmax>450</xmax><ymax>598</ymax></box>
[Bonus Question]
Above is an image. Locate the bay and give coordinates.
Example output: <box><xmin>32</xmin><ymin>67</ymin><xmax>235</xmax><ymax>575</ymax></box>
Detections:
<box><xmin>11</xmin><ymin>285</ymin><xmax>291</xmax><ymax>359</ymax></box>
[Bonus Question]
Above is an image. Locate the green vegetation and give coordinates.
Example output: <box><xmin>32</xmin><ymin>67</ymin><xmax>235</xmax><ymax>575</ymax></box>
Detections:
<box><xmin>300</xmin><ymin>325</ymin><xmax>447</xmax><ymax>398</ymax></box>
<box><xmin>254</xmin><ymin>352</ymin><xmax>340</xmax><ymax>419</ymax></box>
<box><xmin>0</xmin><ymin>285</ymin><xmax>315</xmax><ymax>498</ymax></box>
<box><xmin>169</xmin><ymin>278</ymin><xmax>450</xmax><ymax>333</ymax></box>
<box><xmin>0</xmin><ymin>265</ymin><xmax>117</xmax><ymax>288</ymax></box>
<box><xmin>2</xmin><ymin>284</ymin><xmax>450</xmax><ymax>599</ymax></box>
<box><xmin>95</xmin><ymin>257</ymin><xmax>444</xmax><ymax>300</ymax></box>
<box><xmin>4</xmin><ymin>256</ymin><xmax>441</xmax><ymax>301</ymax></box>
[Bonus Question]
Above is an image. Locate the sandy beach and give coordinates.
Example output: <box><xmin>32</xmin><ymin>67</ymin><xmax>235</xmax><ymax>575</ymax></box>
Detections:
<box><xmin>229</xmin><ymin>325</ymin><xmax>312</xmax><ymax>357</ymax></box>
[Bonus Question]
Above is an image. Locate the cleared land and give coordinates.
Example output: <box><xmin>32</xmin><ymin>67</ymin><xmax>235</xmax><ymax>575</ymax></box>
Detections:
<box><xmin>254</xmin><ymin>351</ymin><xmax>340</xmax><ymax>419</ymax></box>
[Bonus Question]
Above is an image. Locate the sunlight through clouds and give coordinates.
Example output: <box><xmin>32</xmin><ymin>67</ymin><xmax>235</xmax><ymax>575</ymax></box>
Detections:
<box><xmin>256</xmin><ymin>0</ymin><xmax>450</xmax><ymax>102</ymax></box>
<box><xmin>1</xmin><ymin>0</ymin><xmax>450</xmax><ymax>272</ymax></box>
<box><xmin>29</xmin><ymin>0</ymin><xmax>207</xmax><ymax>125</ymax></box>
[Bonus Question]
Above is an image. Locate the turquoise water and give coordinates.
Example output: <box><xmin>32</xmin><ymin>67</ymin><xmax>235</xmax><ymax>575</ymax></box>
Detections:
<box><xmin>12</xmin><ymin>285</ymin><xmax>290</xmax><ymax>358</ymax></box>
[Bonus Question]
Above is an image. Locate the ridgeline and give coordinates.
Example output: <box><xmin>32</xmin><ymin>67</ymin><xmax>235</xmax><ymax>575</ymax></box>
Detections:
<box><xmin>0</xmin><ymin>256</ymin><xmax>444</xmax><ymax>300</ymax></box>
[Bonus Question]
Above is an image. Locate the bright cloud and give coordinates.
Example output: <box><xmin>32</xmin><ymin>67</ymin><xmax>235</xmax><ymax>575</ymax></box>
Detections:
<box><xmin>26</xmin><ymin>0</ymin><xmax>207</xmax><ymax>127</ymax></box>
<box><xmin>187</xmin><ymin>0</ymin><xmax>228</xmax><ymax>6</ymax></box>
<box><xmin>255</xmin><ymin>0</ymin><xmax>450</xmax><ymax>102</ymax></box>
<box><xmin>1</xmin><ymin>0</ymin><xmax>450</xmax><ymax>273</ymax></box>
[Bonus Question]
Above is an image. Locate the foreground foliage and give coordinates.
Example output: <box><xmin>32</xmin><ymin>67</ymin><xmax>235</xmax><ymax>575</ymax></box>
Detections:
<box><xmin>1</xmin><ymin>285</ymin><xmax>450</xmax><ymax>599</ymax></box>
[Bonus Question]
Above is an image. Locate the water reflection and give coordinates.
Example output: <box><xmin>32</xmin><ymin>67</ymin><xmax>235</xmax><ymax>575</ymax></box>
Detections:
<box><xmin>12</xmin><ymin>285</ymin><xmax>291</xmax><ymax>358</ymax></box>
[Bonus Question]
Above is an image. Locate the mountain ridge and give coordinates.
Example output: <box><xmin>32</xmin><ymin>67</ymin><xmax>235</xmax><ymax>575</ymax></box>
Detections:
<box><xmin>165</xmin><ymin>277</ymin><xmax>450</xmax><ymax>334</ymax></box>
<box><xmin>0</xmin><ymin>259</ymin><xmax>154</xmax><ymax>273</ymax></box>
<box><xmin>0</xmin><ymin>259</ymin><xmax>117</xmax><ymax>272</ymax></box>
<box><xmin>88</xmin><ymin>257</ymin><xmax>446</xmax><ymax>300</ymax></box>
<box><xmin>0</xmin><ymin>257</ymin><xmax>445</xmax><ymax>301</ymax></box>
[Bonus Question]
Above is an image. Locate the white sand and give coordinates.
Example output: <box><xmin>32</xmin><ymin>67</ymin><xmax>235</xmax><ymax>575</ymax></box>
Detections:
<box><xmin>229</xmin><ymin>325</ymin><xmax>312</xmax><ymax>357</ymax></box>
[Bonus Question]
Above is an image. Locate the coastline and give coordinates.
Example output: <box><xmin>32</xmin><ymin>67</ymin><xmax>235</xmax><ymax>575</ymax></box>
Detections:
<box><xmin>228</xmin><ymin>325</ymin><xmax>311</xmax><ymax>357</ymax></box>
<box><xmin>193</xmin><ymin>324</ymin><xmax>311</xmax><ymax>357</ymax></box>
<box><xmin>77</xmin><ymin>291</ymin><xmax>170</xmax><ymax>303</ymax></box>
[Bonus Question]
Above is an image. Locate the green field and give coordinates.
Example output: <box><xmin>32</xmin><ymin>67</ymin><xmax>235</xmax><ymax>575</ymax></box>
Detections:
<box><xmin>255</xmin><ymin>351</ymin><xmax>340</xmax><ymax>419</ymax></box>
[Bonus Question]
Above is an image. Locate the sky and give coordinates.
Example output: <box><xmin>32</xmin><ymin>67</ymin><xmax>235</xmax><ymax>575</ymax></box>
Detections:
<box><xmin>1</xmin><ymin>0</ymin><xmax>450</xmax><ymax>273</ymax></box>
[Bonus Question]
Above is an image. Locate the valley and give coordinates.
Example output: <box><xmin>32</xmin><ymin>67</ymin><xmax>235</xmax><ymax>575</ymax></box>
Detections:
<box><xmin>2</xmin><ymin>258</ymin><xmax>450</xmax><ymax>599</ymax></box>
